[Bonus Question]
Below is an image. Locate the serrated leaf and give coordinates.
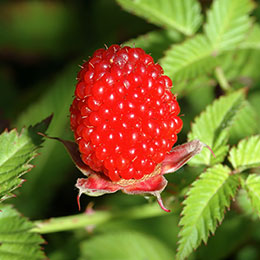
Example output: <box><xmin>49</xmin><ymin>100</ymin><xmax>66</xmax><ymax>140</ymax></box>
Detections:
<box><xmin>177</xmin><ymin>164</ymin><xmax>239</xmax><ymax>260</ymax></box>
<box><xmin>124</xmin><ymin>29</ymin><xmax>182</xmax><ymax>61</ymax></box>
<box><xmin>0</xmin><ymin>116</ymin><xmax>52</xmax><ymax>202</ymax></box>
<box><xmin>116</xmin><ymin>0</ymin><xmax>203</xmax><ymax>36</ymax></box>
<box><xmin>160</xmin><ymin>0</ymin><xmax>255</xmax><ymax>82</ymax></box>
<box><xmin>79</xmin><ymin>230</ymin><xmax>174</xmax><ymax>260</ymax></box>
<box><xmin>204</xmin><ymin>0</ymin><xmax>254</xmax><ymax>51</ymax></box>
<box><xmin>188</xmin><ymin>90</ymin><xmax>244</xmax><ymax>166</ymax></box>
<box><xmin>230</xmin><ymin>101</ymin><xmax>259</xmax><ymax>144</ymax></box>
<box><xmin>160</xmin><ymin>34</ymin><xmax>217</xmax><ymax>81</ymax></box>
<box><xmin>229</xmin><ymin>135</ymin><xmax>260</xmax><ymax>171</ymax></box>
<box><xmin>0</xmin><ymin>204</ymin><xmax>45</xmax><ymax>260</ymax></box>
<box><xmin>244</xmin><ymin>174</ymin><xmax>260</xmax><ymax>218</ymax></box>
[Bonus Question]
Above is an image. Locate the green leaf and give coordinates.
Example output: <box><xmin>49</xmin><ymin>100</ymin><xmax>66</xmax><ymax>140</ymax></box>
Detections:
<box><xmin>0</xmin><ymin>204</ymin><xmax>45</xmax><ymax>260</ymax></box>
<box><xmin>0</xmin><ymin>116</ymin><xmax>52</xmax><ymax>202</ymax></box>
<box><xmin>160</xmin><ymin>0</ymin><xmax>255</xmax><ymax>82</ymax></box>
<box><xmin>236</xmin><ymin>188</ymin><xmax>258</xmax><ymax>220</ymax></box>
<box><xmin>230</xmin><ymin>101</ymin><xmax>260</xmax><ymax>144</ymax></box>
<box><xmin>177</xmin><ymin>164</ymin><xmax>240</xmax><ymax>260</ymax></box>
<box><xmin>124</xmin><ymin>29</ymin><xmax>182</xmax><ymax>61</ymax></box>
<box><xmin>160</xmin><ymin>34</ymin><xmax>216</xmax><ymax>82</ymax></box>
<box><xmin>0</xmin><ymin>2</ymin><xmax>81</xmax><ymax>56</ymax></box>
<box><xmin>79</xmin><ymin>230</ymin><xmax>174</xmax><ymax>260</ymax></box>
<box><xmin>204</xmin><ymin>0</ymin><xmax>254</xmax><ymax>51</ymax></box>
<box><xmin>240</xmin><ymin>24</ymin><xmax>260</xmax><ymax>50</ymax></box>
<box><xmin>244</xmin><ymin>174</ymin><xmax>260</xmax><ymax>218</ymax></box>
<box><xmin>188</xmin><ymin>90</ymin><xmax>244</xmax><ymax>166</ymax></box>
<box><xmin>116</xmin><ymin>0</ymin><xmax>203</xmax><ymax>35</ymax></box>
<box><xmin>219</xmin><ymin>24</ymin><xmax>260</xmax><ymax>84</ymax></box>
<box><xmin>229</xmin><ymin>135</ymin><xmax>260</xmax><ymax>171</ymax></box>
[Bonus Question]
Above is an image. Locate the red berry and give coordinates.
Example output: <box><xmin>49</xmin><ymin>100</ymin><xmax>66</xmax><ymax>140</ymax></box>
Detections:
<box><xmin>70</xmin><ymin>45</ymin><xmax>182</xmax><ymax>181</ymax></box>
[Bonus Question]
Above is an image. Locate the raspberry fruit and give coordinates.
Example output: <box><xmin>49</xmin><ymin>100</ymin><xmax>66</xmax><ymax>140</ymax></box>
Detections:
<box><xmin>70</xmin><ymin>44</ymin><xmax>183</xmax><ymax>182</ymax></box>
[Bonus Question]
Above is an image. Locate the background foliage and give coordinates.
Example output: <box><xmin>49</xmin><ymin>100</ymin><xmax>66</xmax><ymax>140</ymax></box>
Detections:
<box><xmin>0</xmin><ymin>0</ymin><xmax>260</xmax><ymax>259</ymax></box>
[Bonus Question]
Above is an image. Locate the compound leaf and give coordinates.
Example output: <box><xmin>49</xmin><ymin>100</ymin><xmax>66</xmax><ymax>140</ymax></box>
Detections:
<box><xmin>177</xmin><ymin>164</ymin><xmax>239</xmax><ymax>260</ymax></box>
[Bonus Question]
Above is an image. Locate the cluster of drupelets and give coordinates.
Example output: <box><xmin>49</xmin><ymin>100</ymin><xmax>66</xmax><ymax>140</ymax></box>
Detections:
<box><xmin>70</xmin><ymin>44</ymin><xmax>182</xmax><ymax>182</ymax></box>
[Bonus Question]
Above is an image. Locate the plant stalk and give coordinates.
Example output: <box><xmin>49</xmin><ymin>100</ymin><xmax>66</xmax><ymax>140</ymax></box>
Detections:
<box><xmin>215</xmin><ymin>67</ymin><xmax>231</xmax><ymax>92</ymax></box>
<box><xmin>31</xmin><ymin>203</ymin><xmax>167</xmax><ymax>234</ymax></box>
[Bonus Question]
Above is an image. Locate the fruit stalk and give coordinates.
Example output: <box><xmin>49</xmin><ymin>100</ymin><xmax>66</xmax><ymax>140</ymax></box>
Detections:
<box><xmin>31</xmin><ymin>203</ymin><xmax>168</xmax><ymax>234</ymax></box>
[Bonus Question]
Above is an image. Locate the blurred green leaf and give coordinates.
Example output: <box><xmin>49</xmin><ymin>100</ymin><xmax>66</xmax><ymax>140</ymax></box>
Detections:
<box><xmin>0</xmin><ymin>204</ymin><xmax>45</xmax><ymax>260</ymax></box>
<box><xmin>229</xmin><ymin>135</ymin><xmax>260</xmax><ymax>171</ymax></box>
<box><xmin>177</xmin><ymin>164</ymin><xmax>239</xmax><ymax>260</ymax></box>
<box><xmin>236</xmin><ymin>189</ymin><xmax>258</xmax><ymax>220</ymax></box>
<box><xmin>0</xmin><ymin>116</ymin><xmax>51</xmax><ymax>202</ymax></box>
<box><xmin>237</xmin><ymin>246</ymin><xmax>259</xmax><ymax>260</ymax></box>
<box><xmin>188</xmin><ymin>90</ymin><xmax>244</xmax><ymax>166</ymax></box>
<box><xmin>116</xmin><ymin>0</ymin><xmax>203</xmax><ymax>36</ymax></box>
<box><xmin>230</xmin><ymin>101</ymin><xmax>260</xmax><ymax>144</ymax></box>
<box><xmin>0</xmin><ymin>1</ymin><xmax>81</xmax><ymax>55</ymax></box>
<box><xmin>249</xmin><ymin>91</ymin><xmax>260</xmax><ymax>113</ymax></box>
<box><xmin>182</xmin><ymin>84</ymin><xmax>215</xmax><ymax>131</ymax></box>
<box><xmin>79</xmin><ymin>230</ymin><xmax>174</xmax><ymax>260</ymax></box>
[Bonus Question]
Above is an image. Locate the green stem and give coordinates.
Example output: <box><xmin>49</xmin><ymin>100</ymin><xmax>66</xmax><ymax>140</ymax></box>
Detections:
<box><xmin>215</xmin><ymin>67</ymin><xmax>231</xmax><ymax>92</ymax></box>
<box><xmin>31</xmin><ymin>203</ymin><xmax>167</xmax><ymax>234</ymax></box>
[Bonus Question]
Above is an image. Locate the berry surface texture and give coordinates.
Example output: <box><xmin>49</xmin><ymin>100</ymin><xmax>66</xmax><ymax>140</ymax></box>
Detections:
<box><xmin>70</xmin><ymin>44</ymin><xmax>183</xmax><ymax>183</ymax></box>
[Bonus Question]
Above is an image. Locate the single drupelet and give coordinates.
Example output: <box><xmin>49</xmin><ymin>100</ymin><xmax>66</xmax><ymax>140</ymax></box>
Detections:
<box><xmin>70</xmin><ymin>44</ymin><xmax>182</xmax><ymax>182</ymax></box>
